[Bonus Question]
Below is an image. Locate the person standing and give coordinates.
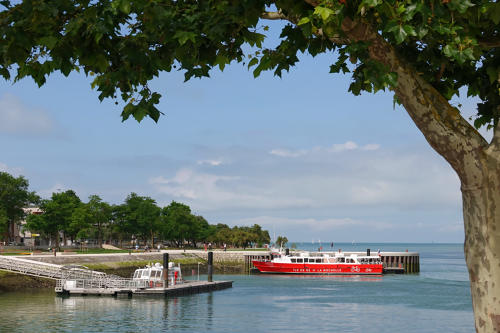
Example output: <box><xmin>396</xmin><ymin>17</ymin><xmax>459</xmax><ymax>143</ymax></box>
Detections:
<box><xmin>224</xmin><ymin>243</ymin><xmax>227</xmax><ymax>252</ymax></box>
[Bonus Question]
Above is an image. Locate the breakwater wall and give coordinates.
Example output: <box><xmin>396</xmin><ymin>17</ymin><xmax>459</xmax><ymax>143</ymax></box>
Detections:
<box><xmin>23</xmin><ymin>250</ymin><xmax>267</xmax><ymax>266</ymax></box>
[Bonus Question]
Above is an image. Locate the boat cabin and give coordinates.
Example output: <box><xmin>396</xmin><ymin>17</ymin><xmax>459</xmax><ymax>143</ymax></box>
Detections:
<box><xmin>133</xmin><ymin>263</ymin><xmax>164</xmax><ymax>281</ymax></box>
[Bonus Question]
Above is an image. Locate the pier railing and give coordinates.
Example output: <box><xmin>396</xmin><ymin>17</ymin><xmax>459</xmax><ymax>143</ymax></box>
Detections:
<box><xmin>55</xmin><ymin>278</ymin><xmax>169</xmax><ymax>293</ymax></box>
<box><xmin>0</xmin><ymin>256</ymin><xmax>114</xmax><ymax>280</ymax></box>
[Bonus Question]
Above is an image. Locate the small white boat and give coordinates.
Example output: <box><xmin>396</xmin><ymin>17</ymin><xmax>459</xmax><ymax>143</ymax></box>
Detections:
<box><xmin>132</xmin><ymin>262</ymin><xmax>183</xmax><ymax>287</ymax></box>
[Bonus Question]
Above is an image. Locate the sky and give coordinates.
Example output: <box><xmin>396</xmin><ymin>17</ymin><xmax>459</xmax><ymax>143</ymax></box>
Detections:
<box><xmin>0</xmin><ymin>21</ymin><xmax>493</xmax><ymax>244</ymax></box>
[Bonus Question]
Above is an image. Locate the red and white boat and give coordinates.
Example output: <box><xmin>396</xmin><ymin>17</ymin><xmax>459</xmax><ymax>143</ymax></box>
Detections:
<box><xmin>252</xmin><ymin>251</ymin><xmax>383</xmax><ymax>275</ymax></box>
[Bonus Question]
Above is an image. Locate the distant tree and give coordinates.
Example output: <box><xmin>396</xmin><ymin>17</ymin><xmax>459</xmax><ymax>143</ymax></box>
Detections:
<box><xmin>161</xmin><ymin>201</ymin><xmax>193</xmax><ymax>247</ymax></box>
<box><xmin>26</xmin><ymin>190</ymin><xmax>81</xmax><ymax>248</ymax></box>
<box><xmin>85</xmin><ymin>195</ymin><xmax>112</xmax><ymax>247</ymax></box>
<box><xmin>275</xmin><ymin>236</ymin><xmax>288</xmax><ymax>249</ymax></box>
<box><xmin>0</xmin><ymin>172</ymin><xmax>37</xmax><ymax>242</ymax></box>
<box><xmin>68</xmin><ymin>204</ymin><xmax>92</xmax><ymax>242</ymax></box>
<box><xmin>123</xmin><ymin>193</ymin><xmax>161</xmax><ymax>247</ymax></box>
<box><xmin>109</xmin><ymin>204</ymin><xmax>133</xmax><ymax>248</ymax></box>
<box><xmin>188</xmin><ymin>215</ymin><xmax>213</xmax><ymax>247</ymax></box>
<box><xmin>250</xmin><ymin>224</ymin><xmax>271</xmax><ymax>247</ymax></box>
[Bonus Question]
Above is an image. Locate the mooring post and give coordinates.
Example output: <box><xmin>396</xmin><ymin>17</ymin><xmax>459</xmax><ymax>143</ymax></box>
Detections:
<box><xmin>208</xmin><ymin>251</ymin><xmax>213</xmax><ymax>282</ymax></box>
<box><xmin>163</xmin><ymin>253</ymin><xmax>169</xmax><ymax>288</ymax></box>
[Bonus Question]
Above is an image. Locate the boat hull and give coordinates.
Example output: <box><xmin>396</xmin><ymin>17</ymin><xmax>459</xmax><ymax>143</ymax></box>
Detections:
<box><xmin>252</xmin><ymin>260</ymin><xmax>383</xmax><ymax>275</ymax></box>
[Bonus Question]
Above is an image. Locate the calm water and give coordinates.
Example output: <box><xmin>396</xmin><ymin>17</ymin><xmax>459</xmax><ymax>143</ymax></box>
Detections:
<box><xmin>0</xmin><ymin>243</ymin><xmax>474</xmax><ymax>332</ymax></box>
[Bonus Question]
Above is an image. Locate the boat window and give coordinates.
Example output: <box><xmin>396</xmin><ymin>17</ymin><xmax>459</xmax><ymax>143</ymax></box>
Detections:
<box><xmin>291</xmin><ymin>258</ymin><xmax>296</xmax><ymax>263</ymax></box>
<box><xmin>297</xmin><ymin>258</ymin><xmax>303</xmax><ymax>263</ymax></box>
<box><xmin>315</xmin><ymin>259</ymin><xmax>322</xmax><ymax>263</ymax></box>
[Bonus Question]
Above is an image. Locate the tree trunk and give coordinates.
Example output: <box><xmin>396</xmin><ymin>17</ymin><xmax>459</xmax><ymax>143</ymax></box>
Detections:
<box><xmin>462</xmin><ymin>149</ymin><xmax>500</xmax><ymax>332</ymax></box>
<box><xmin>97</xmin><ymin>224</ymin><xmax>102</xmax><ymax>247</ymax></box>
<box><xmin>335</xmin><ymin>18</ymin><xmax>500</xmax><ymax>332</ymax></box>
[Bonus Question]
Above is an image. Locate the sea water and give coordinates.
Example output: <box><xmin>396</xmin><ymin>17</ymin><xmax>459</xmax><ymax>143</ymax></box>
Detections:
<box><xmin>0</xmin><ymin>243</ymin><xmax>473</xmax><ymax>332</ymax></box>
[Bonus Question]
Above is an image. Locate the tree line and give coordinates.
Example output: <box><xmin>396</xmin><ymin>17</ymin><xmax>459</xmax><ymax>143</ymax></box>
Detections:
<box><xmin>0</xmin><ymin>171</ymin><xmax>270</xmax><ymax>248</ymax></box>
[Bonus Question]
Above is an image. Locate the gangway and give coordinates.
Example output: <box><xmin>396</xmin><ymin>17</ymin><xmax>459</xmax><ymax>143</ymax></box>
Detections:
<box><xmin>0</xmin><ymin>255</ymin><xmax>113</xmax><ymax>280</ymax></box>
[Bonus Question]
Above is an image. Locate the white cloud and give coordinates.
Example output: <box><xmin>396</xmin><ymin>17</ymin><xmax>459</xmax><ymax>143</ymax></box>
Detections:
<box><xmin>0</xmin><ymin>93</ymin><xmax>55</xmax><ymax>136</ymax></box>
<box><xmin>0</xmin><ymin>162</ymin><xmax>23</xmax><ymax>176</ymax></box>
<box><xmin>150</xmin><ymin>168</ymin><xmax>313</xmax><ymax>210</ymax></box>
<box><xmin>362</xmin><ymin>143</ymin><xmax>380</xmax><ymax>151</ymax></box>
<box><xmin>270</xmin><ymin>141</ymin><xmax>380</xmax><ymax>158</ymax></box>
<box><xmin>269</xmin><ymin>148</ymin><xmax>307</xmax><ymax>158</ymax></box>
<box><xmin>197</xmin><ymin>159</ymin><xmax>223</xmax><ymax>166</ymax></box>
<box><xmin>150</xmin><ymin>168</ymin><xmax>238</xmax><ymax>200</ymax></box>
<box><xmin>327</xmin><ymin>141</ymin><xmax>358</xmax><ymax>152</ymax></box>
<box><xmin>149</xmin><ymin>146</ymin><xmax>460</xmax><ymax>216</ymax></box>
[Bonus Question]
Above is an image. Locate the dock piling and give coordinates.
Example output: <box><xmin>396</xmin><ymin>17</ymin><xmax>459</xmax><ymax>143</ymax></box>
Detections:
<box><xmin>163</xmin><ymin>253</ymin><xmax>169</xmax><ymax>288</ymax></box>
<box><xmin>207</xmin><ymin>251</ymin><xmax>213</xmax><ymax>282</ymax></box>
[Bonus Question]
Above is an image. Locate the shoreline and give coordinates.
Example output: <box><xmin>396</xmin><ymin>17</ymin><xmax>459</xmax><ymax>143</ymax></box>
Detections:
<box><xmin>0</xmin><ymin>250</ymin><xmax>255</xmax><ymax>291</ymax></box>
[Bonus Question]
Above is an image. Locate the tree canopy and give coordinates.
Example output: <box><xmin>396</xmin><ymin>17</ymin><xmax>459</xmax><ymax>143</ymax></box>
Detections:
<box><xmin>1</xmin><ymin>0</ymin><xmax>498</xmax><ymax>127</ymax></box>
<box><xmin>0</xmin><ymin>172</ymin><xmax>37</xmax><ymax>241</ymax></box>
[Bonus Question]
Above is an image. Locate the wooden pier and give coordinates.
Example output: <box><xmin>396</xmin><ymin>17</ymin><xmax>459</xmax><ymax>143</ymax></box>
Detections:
<box><xmin>244</xmin><ymin>251</ymin><xmax>420</xmax><ymax>274</ymax></box>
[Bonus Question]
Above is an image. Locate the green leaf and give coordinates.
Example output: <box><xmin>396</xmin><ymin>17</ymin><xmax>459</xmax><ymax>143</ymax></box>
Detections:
<box><xmin>403</xmin><ymin>25</ymin><xmax>417</xmax><ymax>38</ymax></box>
<box><xmin>448</xmin><ymin>0</ymin><xmax>474</xmax><ymax>14</ymax></box>
<box><xmin>361</xmin><ymin>0</ymin><xmax>381</xmax><ymax>8</ymax></box>
<box><xmin>486</xmin><ymin>67</ymin><xmax>498</xmax><ymax>84</ymax></box>
<box><xmin>488</xmin><ymin>3</ymin><xmax>500</xmax><ymax>25</ymax></box>
<box><xmin>247</xmin><ymin>57</ymin><xmax>259</xmax><ymax>69</ymax></box>
<box><xmin>39</xmin><ymin>36</ymin><xmax>58</xmax><ymax>49</ymax></box>
<box><xmin>119</xmin><ymin>0</ymin><xmax>131</xmax><ymax>14</ymax></box>
<box><xmin>392</xmin><ymin>25</ymin><xmax>407</xmax><ymax>44</ymax></box>
<box><xmin>173</xmin><ymin>31</ymin><xmax>196</xmax><ymax>45</ymax></box>
<box><xmin>314</xmin><ymin>7</ymin><xmax>334</xmax><ymax>21</ymax></box>
<box><xmin>297</xmin><ymin>17</ymin><xmax>310</xmax><ymax>26</ymax></box>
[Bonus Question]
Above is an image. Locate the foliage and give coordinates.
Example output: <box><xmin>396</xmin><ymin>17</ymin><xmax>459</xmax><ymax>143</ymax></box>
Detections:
<box><xmin>0</xmin><ymin>172</ymin><xmax>37</xmax><ymax>240</ymax></box>
<box><xmin>26</xmin><ymin>190</ymin><xmax>81</xmax><ymax>246</ymax></box>
<box><xmin>275</xmin><ymin>235</ymin><xmax>289</xmax><ymax>248</ymax></box>
<box><xmin>121</xmin><ymin>193</ymin><xmax>161</xmax><ymax>246</ymax></box>
<box><xmin>1</xmin><ymin>1</ymin><xmax>498</xmax><ymax>128</ymax></box>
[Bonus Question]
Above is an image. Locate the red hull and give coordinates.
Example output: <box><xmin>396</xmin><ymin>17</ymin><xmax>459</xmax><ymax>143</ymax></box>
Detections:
<box><xmin>252</xmin><ymin>260</ymin><xmax>383</xmax><ymax>275</ymax></box>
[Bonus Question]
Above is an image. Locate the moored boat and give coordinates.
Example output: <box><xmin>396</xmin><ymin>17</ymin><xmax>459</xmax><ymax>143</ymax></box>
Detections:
<box><xmin>252</xmin><ymin>250</ymin><xmax>383</xmax><ymax>275</ymax></box>
<box><xmin>132</xmin><ymin>262</ymin><xmax>183</xmax><ymax>286</ymax></box>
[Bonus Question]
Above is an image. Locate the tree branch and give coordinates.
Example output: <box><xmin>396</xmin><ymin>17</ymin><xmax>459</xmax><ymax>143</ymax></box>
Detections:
<box><xmin>316</xmin><ymin>28</ymin><xmax>350</xmax><ymax>45</ymax></box>
<box><xmin>340</xmin><ymin>18</ymin><xmax>488</xmax><ymax>183</ymax></box>
<box><xmin>261</xmin><ymin>11</ymin><xmax>286</xmax><ymax>20</ymax></box>
<box><xmin>478</xmin><ymin>38</ymin><xmax>500</xmax><ymax>49</ymax></box>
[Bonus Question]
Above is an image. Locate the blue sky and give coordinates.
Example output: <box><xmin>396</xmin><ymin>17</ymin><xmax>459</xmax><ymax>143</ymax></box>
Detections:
<box><xmin>0</xmin><ymin>22</ymin><xmax>491</xmax><ymax>243</ymax></box>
